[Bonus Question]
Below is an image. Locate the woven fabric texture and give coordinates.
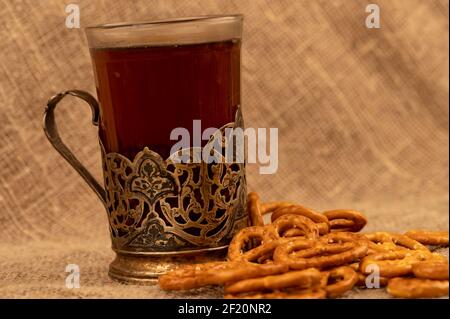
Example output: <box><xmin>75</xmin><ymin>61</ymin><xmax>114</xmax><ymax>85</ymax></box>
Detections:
<box><xmin>0</xmin><ymin>0</ymin><xmax>448</xmax><ymax>298</ymax></box>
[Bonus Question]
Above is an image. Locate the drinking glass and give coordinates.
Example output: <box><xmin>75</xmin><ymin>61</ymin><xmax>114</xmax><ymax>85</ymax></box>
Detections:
<box><xmin>43</xmin><ymin>15</ymin><xmax>247</xmax><ymax>283</ymax></box>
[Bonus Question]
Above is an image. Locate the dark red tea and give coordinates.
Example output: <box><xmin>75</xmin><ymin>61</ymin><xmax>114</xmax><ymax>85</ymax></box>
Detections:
<box><xmin>90</xmin><ymin>40</ymin><xmax>241</xmax><ymax>159</ymax></box>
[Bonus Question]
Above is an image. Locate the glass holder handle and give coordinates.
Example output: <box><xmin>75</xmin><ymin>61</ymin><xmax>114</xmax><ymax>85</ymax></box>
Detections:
<box><xmin>43</xmin><ymin>90</ymin><xmax>107</xmax><ymax>205</ymax></box>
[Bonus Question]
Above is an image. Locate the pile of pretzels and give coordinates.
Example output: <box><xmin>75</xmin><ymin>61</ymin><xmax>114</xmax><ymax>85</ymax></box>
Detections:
<box><xmin>159</xmin><ymin>192</ymin><xmax>449</xmax><ymax>298</ymax></box>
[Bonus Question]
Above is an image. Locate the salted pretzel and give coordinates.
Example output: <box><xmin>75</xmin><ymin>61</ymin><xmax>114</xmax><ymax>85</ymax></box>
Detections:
<box><xmin>323</xmin><ymin>210</ymin><xmax>367</xmax><ymax>232</ymax></box>
<box><xmin>271</xmin><ymin>205</ymin><xmax>330</xmax><ymax>235</ymax></box>
<box><xmin>228</xmin><ymin>214</ymin><xmax>321</xmax><ymax>262</ymax></box>
<box><xmin>363</xmin><ymin>232</ymin><xmax>402</xmax><ymax>253</ymax></box>
<box><xmin>261</xmin><ymin>201</ymin><xmax>296</xmax><ymax>215</ymax></box>
<box><xmin>239</xmin><ymin>240</ymin><xmax>282</xmax><ymax>264</ymax></box>
<box><xmin>158</xmin><ymin>192</ymin><xmax>449</xmax><ymax>298</ymax></box>
<box><xmin>282</xmin><ymin>228</ymin><xmax>306</xmax><ymax>238</ymax></box>
<box><xmin>360</xmin><ymin>250</ymin><xmax>446</xmax><ymax>278</ymax></box>
<box><xmin>224</xmin><ymin>268</ymin><xmax>322</xmax><ymax>295</ymax></box>
<box><xmin>256</xmin><ymin>252</ymin><xmax>276</xmax><ymax>264</ymax></box>
<box><xmin>320</xmin><ymin>231</ymin><xmax>367</xmax><ymax>245</ymax></box>
<box><xmin>247</xmin><ymin>192</ymin><xmax>264</xmax><ymax>227</ymax></box>
<box><xmin>320</xmin><ymin>266</ymin><xmax>359</xmax><ymax>298</ymax></box>
<box><xmin>349</xmin><ymin>262</ymin><xmax>360</xmax><ymax>271</ymax></box>
<box><xmin>387</xmin><ymin>278</ymin><xmax>449</xmax><ymax>298</ymax></box>
<box><xmin>272</xmin><ymin>214</ymin><xmax>320</xmax><ymax>240</ymax></box>
<box><xmin>404</xmin><ymin>230</ymin><xmax>449</xmax><ymax>247</ymax></box>
<box><xmin>320</xmin><ymin>232</ymin><xmax>369</xmax><ymax>254</ymax></box>
<box><xmin>227</xmin><ymin>225</ymin><xmax>280</xmax><ymax>261</ymax></box>
<box><xmin>225</xmin><ymin>288</ymin><xmax>327</xmax><ymax>299</ymax></box>
<box><xmin>412</xmin><ymin>260</ymin><xmax>449</xmax><ymax>280</ymax></box>
<box><xmin>273</xmin><ymin>237</ymin><xmax>368</xmax><ymax>270</ymax></box>
<box><xmin>363</xmin><ymin>232</ymin><xmax>429</xmax><ymax>254</ymax></box>
<box><xmin>158</xmin><ymin>261</ymin><xmax>288</xmax><ymax>290</ymax></box>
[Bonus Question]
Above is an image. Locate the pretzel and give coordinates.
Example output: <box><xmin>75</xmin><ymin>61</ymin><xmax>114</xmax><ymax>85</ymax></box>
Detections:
<box><xmin>273</xmin><ymin>237</ymin><xmax>368</xmax><ymax>270</ymax></box>
<box><xmin>225</xmin><ymin>288</ymin><xmax>326</xmax><ymax>299</ymax></box>
<box><xmin>363</xmin><ymin>232</ymin><xmax>401</xmax><ymax>253</ymax></box>
<box><xmin>385</xmin><ymin>233</ymin><xmax>429</xmax><ymax>251</ymax></box>
<box><xmin>360</xmin><ymin>250</ymin><xmax>445</xmax><ymax>278</ymax></box>
<box><xmin>247</xmin><ymin>192</ymin><xmax>264</xmax><ymax>227</ymax></box>
<box><xmin>271</xmin><ymin>205</ymin><xmax>330</xmax><ymax>235</ymax></box>
<box><xmin>158</xmin><ymin>192</ymin><xmax>449</xmax><ymax>298</ymax></box>
<box><xmin>159</xmin><ymin>261</ymin><xmax>288</xmax><ymax>290</ymax></box>
<box><xmin>227</xmin><ymin>225</ymin><xmax>279</xmax><ymax>261</ymax></box>
<box><xmin>320</xmin><ymin>266</ymin><xmax>358</xmax><ymax>298</ymax></box>
<box><xmin>256</xmin><ymin>251</ymin><xmax>276</xmax><ymax>264</ymax></box>
<box><xmin>282</xmin><ymin>228</ymin><xmax>305</xmax><ymax>238</ymax></box>
<box><xmin>238</xmin><ymin>240</ymin><xmax>282</xmax><ymax>263</ymax></box>
<box><xmin>261</xmin><ymin>201</ymin><xmax>296</xmax><ymax>215</ymax></box>
<box><xmin>360</xmin><ymin>251</ymin><xmax>416</xmax><ymax>278</ymax></box>
<box><xmin>320</xmin><ymin>231</ymin><xmax>367</xmax><ymax>245</ymax></box>
<box><xmin>363</xmin><ymin>232</ymin><xmax>429</xmax><ymax>254</ymax></box>
<box><xmin>387</xmin><ymin>278</ymin><xmax>449</xmax><ymax>298</ymax></box>
<box><xmin>318</xmin><ymin>232</ymin><xmax>370</xmax><ymax>261</ymax></box>
<box><xmin>272</xmin><ymin>214</ymin><xmax>320</xmax><ymax>240</ymax></box>
<box><xmin>323</xmin><ymin>210</ymin><xmax>367</xmax><ymax>232</ymax></box>
<box><xmin>412</xmin><ymin>260</ymin><xmax>449</xmax><ymax>280</ymax></box>
<box><xmin>224</xmin><ymin>268</ymin><xmax>322</xmax><ymax>294</ymax></box>
<box><xmin>404</xmin><ymin>230</ymin><xmax>449</xmax><ymax>247</ymax></box>
<box><xmin>349</xmin><ymin>262</ymin><xmax>360</xmax><ymax>271</ymax></box>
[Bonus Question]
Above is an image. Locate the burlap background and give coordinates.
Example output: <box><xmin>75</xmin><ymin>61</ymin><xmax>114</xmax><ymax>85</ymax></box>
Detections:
<box><xmin>0</xmin><ymin>0</ymin><xmax>448</xmax><ymax>298</ymax></box>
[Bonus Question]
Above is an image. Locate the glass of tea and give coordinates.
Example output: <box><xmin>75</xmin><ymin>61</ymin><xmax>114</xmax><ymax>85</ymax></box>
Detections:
<box><xmin>43</xmin><ymin>15</ymin><xmax>247</xmax><ymax>283</ymax></box>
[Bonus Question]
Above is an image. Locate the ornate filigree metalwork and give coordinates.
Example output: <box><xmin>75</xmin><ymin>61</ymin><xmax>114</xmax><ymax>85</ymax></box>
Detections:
<box><xmin>101</xmin><ymin>107</ymin><xmax>247</xmax><ymax>253</ymax></box>
<box><xmin>44</xmin><ymin>90</ymin><xmax>247</xmax><ymax>282</ymax></box>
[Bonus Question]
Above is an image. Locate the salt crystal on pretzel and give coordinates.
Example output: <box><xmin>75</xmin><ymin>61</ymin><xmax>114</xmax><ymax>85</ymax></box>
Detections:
<box><xmin>282</xmin><ymin>228</ymin><xmax>306</xmax><ymax>238</ymax></box>
<box><xmin>363</xmin><ymin>232</ymin><xmax>429</xmax><ymax>254</ymax></box>
<box><xmin>323</xmin><ymin>209</ymin><xmax>367</xmax><ymax>232</ymax></box>
<box><xmin>272</xmin><ymin>213</ymin><xmax>320</xmax><ymax>240</ymax></box>
<box><xmin>320</xmin><ymin>231</ymin><xmax>367</xmax><ymax>244</ymax></box>
<box><xmin>271</xmin><ymin>205</ymin><xmax>330</xmax><ymax>235</ymax></box>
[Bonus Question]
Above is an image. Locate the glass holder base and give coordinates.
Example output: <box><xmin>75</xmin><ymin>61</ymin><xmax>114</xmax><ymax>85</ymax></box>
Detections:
<box><xmin>108</xmin><ymin>247</ymin><xmax>228</xmax><ymax>284</ymax></box>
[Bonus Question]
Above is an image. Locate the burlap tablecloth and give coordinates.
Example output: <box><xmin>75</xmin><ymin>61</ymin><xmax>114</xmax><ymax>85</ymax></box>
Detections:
<box><xmin>0</xmin><ymin>0</ymin><xmax>448</xmax><ymax>298</ymax></box>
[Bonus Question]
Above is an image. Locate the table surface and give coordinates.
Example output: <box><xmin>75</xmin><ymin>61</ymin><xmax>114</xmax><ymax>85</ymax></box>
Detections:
<box><xmin>0</xmin><ymin>216</ymin><xmax>447</xmax><ymax>298</ymax></box>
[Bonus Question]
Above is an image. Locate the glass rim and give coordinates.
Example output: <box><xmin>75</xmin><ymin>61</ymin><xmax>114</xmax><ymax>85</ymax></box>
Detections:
<box><xmin>85</xmin><ymin>14</ymin><xmax>243</xmax><ymax>48</ymax></box>
<box><xmin>85</xmin><ymin>14</ymin><xmax>243</xmax><ymax>30</ymax></box>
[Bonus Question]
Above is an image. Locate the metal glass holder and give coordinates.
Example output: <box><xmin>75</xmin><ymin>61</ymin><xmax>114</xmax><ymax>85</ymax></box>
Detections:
<box><xmin>43</xmin><ymin>90</ymin><xmax>247</xmax><ymax>283</ymax></box>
